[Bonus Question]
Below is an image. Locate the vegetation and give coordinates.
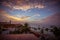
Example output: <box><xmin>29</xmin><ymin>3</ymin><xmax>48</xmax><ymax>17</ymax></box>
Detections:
<box><xmin>32</xmin><ymin>25</ymin><xmax>60</xmax><ymax>40</ymax></box>
<box><xmin>0</xmin><ymin>23</ymin><xmax>60</xmax><ymax>40</ymax></box>
<box><xmin>9</xmin><ymin>23</ymin><xmax>31</xmax><ymax>34</ymax></box>
<box><xmin>50</xmin><ymin>26</ymin><xmax>60</xmax><ymax>40</ymax></box>
<box><xmin>0</xmin><ymin>26</ymin><xmax>8</xmax><ymax>34</ymax></box>
<box><xmin>0</xmin><ymin>26</ymin><xmax>2</xmax><ymax>34</ymax></box>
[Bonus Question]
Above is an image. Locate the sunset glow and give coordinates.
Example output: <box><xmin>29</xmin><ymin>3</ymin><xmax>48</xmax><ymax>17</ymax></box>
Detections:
<box><xmin>0</xmin><ymin>0</ymin><xmax>60</xmax><ymax>24</ymax></box>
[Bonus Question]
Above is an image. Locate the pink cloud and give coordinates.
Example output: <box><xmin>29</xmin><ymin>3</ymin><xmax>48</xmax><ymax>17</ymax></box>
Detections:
<box><xmin>1</xmin><ymin>0</ymin><xmax>45</xmax><ymax>11</ymax></box>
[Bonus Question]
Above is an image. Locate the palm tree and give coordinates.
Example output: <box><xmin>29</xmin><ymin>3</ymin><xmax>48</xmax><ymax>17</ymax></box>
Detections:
<box><xmin>22</xmin><ymin>23</ymin><xmax>30</xmax><ymax>33</ymax></box>
<box><xmin>40</xmin><ymin>29</ymin><xmax>44</xmax><ymax>34</ymax></box>
<box><xmin>38</xmin><ymin>27</ymin><xmax>40</xmax><ymax>30</ymax></box>
<box><xmin>45</xmin><ymin>28</ymin><xmax>49</xmax><ymax>32</ymax></box>
<box><xmin>24</xmin><ymin>23</ymin><xmax>28</xmax><ymax>27</ymax></box>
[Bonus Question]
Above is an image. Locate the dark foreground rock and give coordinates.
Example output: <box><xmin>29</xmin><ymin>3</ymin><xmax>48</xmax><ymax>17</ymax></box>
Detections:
<box><xmin>0</xmin><ymin>34</ymin><xmax>39</xmax><ymax>40</ymax></box>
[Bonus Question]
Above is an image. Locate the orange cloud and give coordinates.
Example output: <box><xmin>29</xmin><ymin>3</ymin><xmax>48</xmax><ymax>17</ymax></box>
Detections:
<box><xmin>0</xmin><ymin>10</ymin><xmax>30</xmax><ymax>22</ymax></box>
<box><xmin>4</xmin><ymin>14</ymin><xmax>30</xmax><ymax>21</ymax></box>
<box><xmin>0</xmin><ymin>9</ymin><xmax>41</xmax><ymax>22</ymax></box>
<box><xmin>21</xmin><ymin>16</ymin><xmax>30</xmax><ymax>19</ymax></box>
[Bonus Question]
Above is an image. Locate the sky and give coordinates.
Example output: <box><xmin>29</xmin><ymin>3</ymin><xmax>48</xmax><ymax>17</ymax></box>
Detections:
<box><xmin>0</xmin><ymin>0</ymin><xmax>60</xmax><ymax>24</ymax></box>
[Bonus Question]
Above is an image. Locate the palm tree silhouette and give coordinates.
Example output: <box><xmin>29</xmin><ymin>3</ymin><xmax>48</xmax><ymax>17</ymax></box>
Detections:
<box><xmin>45</xmin><ymin>28</ymin><xmax>49</xmax><ymax>32</ymax></box>
<box><xmin>23</xmin><ymin>23</ymin><xmax>30</xmax><ymax>33</ymax></box>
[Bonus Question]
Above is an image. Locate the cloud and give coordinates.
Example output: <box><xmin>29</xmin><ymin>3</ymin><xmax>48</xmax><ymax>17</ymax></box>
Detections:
<box><xmin>20</xmin><ymin>16</ymin><xmax>30</xmax><ymax>19</ymax></box>
<box><xmin>0</xmin><ymin>9</ymin><xmax>10</xmax><ymax>22</ymax></box>
<box><xmin>39</xmin><ymin>13</ymin><xmax>60</xmax><ymax>25</ymax></box>
<box><xmin>21</xmin><ymin>13</ymin><xmax>40</xmax><ymax>19</ymax></box>
<box><xmin>4</xmin><ymin>14</ymin><xmax>30</xmax><ymax>21</ymax></box>
<box><xmin>0</xmin><ymin>10</ymin><xmax>30</xmax><ymax>22</ymax></box>
<box><xmin>13</xmin><ymin>5</ymin><xmax>31</xmax><ymax>11</ymax></box>
<box><xmin>1</xmin><ymin>0</ymin><xmax>45</xmax><ymax>11</ymax></box>
<box><xmin>2</xmin><ymin>1</ymin><xmax>12</xmax><ymax>9</ymax></box>
<box><xmin>12</xmin><ymin>5</ymin><xmax>44</xmax><ymax>11</ymax></box>
<box><xmin>33</xmin><ymin>14</ymin><xmax>40</xmax><ymax>16</ymax></box>
<box><xmin>15</xmin><ymin>13</ymin><xmax>40</xmax><ymax>20</ymax></box>
<box><xmin>0</xmin><ymin>9</ymin><xmax>40</xmax><ymax>22</ymax></box>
